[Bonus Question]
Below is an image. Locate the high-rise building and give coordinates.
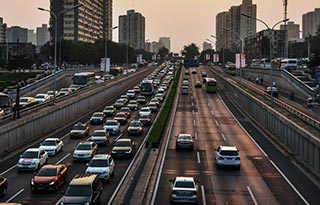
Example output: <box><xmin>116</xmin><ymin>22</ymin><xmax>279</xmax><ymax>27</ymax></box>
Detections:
<box><xmin>28</xmin><ymin>29</ymin><xmax>36</xmax><ymax>45</ymax></box>
<box><xmin>302</xmin><ymin>8</ymin><xmax>320</xmax><ymax>38</ymax></box>
<box><xmin>150</xmin><ymin>41</ymin><xmax>160</xmax><ymax>53</ymax></box>
<box><xmin>0</xmin><ymin>17</ymin><xmax>7</xmax><ymax>43</ymax></box>
<box><xmin>7</xmin><ymin>26</ymin><xmax>28</xmax><ymax>43</ymax></box>
<box><xmin>159</xmin><ymin>37</ymin><xmax>170</xmax><ymax>52</ymax></box>
<box><xmin>119</xmin><ymin>9</ymin><xmax>145</xmax><ymax>50</ymax></box>
<box><xmin>203</xmin><ymin>42</ymin><xmax>212</xmax><ymax>51</ymax></box>
<box><xmin>36</xmin><ymin>24</ymin><xmax>50</xmax><ymax>47</ymax></box>
<box><xmin>50</xmin><ymin>0</ymin><xmax>113</xmax><ymax>43</ymax></box>
<box><xmin>216</xmin><ymin>0</ymin><xmax>256</xmax><ymax>52</ymax></box>
<box><xmin>280</xmin><ymin>21</ymin><xmax>300</xmax><ymax>41</ymax></box>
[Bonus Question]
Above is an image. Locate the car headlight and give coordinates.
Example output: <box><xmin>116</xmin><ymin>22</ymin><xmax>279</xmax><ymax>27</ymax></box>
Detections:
<box><xmin>85</xmin><ymin>202</ymin><xmax>90</xmax><ymax>205</ymax></box>
<box><xmin>125</xmin><ymin>150</ymin><xmax>132</xmax><ymax>154</ymax></box>
<box><xmin>49</xmin><ymin>180</ymin><xmax>56</xmax><ymax>185</ymax></box>
<box><xmin>31</xmin><ymin>179</ymin><xmax>34</xmax><ymax>185</ymax></box>
<box><xmin>32</xmin><ymin>161</ymin><xmax>38</xmax><ymax>165</ymax></box>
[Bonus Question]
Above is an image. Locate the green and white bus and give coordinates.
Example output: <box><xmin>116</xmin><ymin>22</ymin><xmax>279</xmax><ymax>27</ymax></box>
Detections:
<box><xmin>203</xmin><ymin>77</ymin><xmax>217</xmax><ymax>92</ymax></box>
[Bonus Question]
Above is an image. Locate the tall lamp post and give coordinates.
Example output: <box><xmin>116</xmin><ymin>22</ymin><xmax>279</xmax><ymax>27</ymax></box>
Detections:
<box><xmin>210</xmin><ymin>35</ymin><xmax>225</xmax><ymax>68</ymax></box>
<box><xmin>104</xmin><ymin>26</ymin><xmax>118</xmax><ymax>75</ymax></box>
<box><xmin>206</xmin><ymin>39</ymin><xmax>215</xmax><ymax>64</ymax></box>
<box><xmin>241</xmin><ymin>13</ymin><xmax>289</xmax><ymax>101</ymax></box>
<box><xmin>38</xmin><ymin>3</ymin><xmax>82</xmax><ymax>104</ymax></box>
<box><xmin>222</xmin><ymin>27</ymin><xmax>244</xmax><ymax>85</ymax></box>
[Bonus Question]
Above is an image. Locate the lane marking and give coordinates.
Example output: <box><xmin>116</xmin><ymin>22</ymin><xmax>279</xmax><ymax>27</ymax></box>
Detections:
<box><xmin>221</xmin><ymin>133</ymin><xmax>226</xmax><ymax>142</ymax></box>
<box><xmin>201</xmin><ymin>185</ymin><xmax>207</xmax><ymax>205</ymax></box>
<box><xmin>114</xmin><ymin>133</ymin><xmax>123</xmax><ymax>142</ymax></box>
<box><xmin>193</xmin><ymin>119</ymin><xmax>196</xmax><ymax>126</ymax></box>
<box><xmin>207</xmin><ymin>102</ymin><xmax>211</xmax><ymax>107</ymax></box>
<box><xmin>270</xmin><ymin>160</ymin><xmax>310</xmax><ymax>205</ymax></box>
<box><xmin>215</xmin><ymin>120</ymin><xmax>219</xmax><ymax>126</ymax></box>
<box><xmin>192</xmin><ymin>110</ymin><xmax>195</xmax><ymax>115</ymax></box>
<box><xmin>55</xmin><ymin>153</ymin><xmax>71</xmax><ymax>164</ymax></box>
<box><xmin>55</xmin><ymin>197</ymin><xmax>63</xmax><ymax>205</ymax></box>
<box><xmin>191</xmin><ymin>96</ymin><xmax>193</xmax><ymax>100</ymax></box>
<box><xmin>195</xmin><ymin>132</ymin><xmax>198</xmax><ymax>140</ymax></box>
<box><xmin>0</xmin><ymin>165</ymin><xmax>17</xmax><ymax>176</ymax></box>
<box><xmin>211</xmin><ymin>110</ymin><xmax>214</xmax><ymax>116</ymax></box>
<box><xmin>6</xmin><ymin>189</ymin><xmax>24</xmax><ymax>202</ymax></box>
<box><xmin>197</xmin><ymin>152</ymin><xmax>201</xmax><ymax>164</ymax></box>
<box><xmin>247</xmin><ymin>186</ymin><xmax>258</xmax><ymax>205</ymax></box>
<box><xmin>192</xmin><ymin>102</ymin><xmax>194</xmax><ymax>106</ymax></box>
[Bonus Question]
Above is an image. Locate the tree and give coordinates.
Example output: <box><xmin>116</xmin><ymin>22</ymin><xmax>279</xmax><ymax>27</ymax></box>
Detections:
<box><xmin>181</xmin><ymin>43</ymin><xmax>200</xmax><ymax>59</ymax></box>
<box><xmin>158</xmin><ymin>46</ymin><xmax>169</xmax><ymax>59</ymax></box>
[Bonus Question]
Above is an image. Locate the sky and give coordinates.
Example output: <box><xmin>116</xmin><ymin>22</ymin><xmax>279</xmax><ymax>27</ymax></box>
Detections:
<box><xmin>0</xmin><ymin>0</ymin><xmax>319</xmax><ymax>53</ymax></box>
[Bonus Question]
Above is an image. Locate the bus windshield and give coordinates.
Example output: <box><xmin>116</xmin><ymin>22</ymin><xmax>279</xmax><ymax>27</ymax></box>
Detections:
<box><xmin>0</xmin><ymin>94</ymin><xmax>12</xmax><ymax>108</ymax></box>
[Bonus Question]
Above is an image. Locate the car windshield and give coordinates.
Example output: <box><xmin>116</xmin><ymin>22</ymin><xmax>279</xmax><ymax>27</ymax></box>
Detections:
<box><xmin>89</xmin><ymin>159</ymin><xmax>109</xmax><ymax>167</ymax></box>
<box><xmin>93</xmin><ymin>113</ymin><xmax>103</xmax><ymax>117</ymax></box>
<box><xmin>130</xmin><ymin>122</ymin><xmax>140</xmax><ymax>127</ymax></box>
<box><xmin>20</xmin><ymin>98</ymin><xmax>29</xmax><ymax>103</ymax></box>
<box><xmin>220</xmin><ymin>150</ymin><xmax>238</xmax><ymax>156</ymax></box>
<box><xmin>114</xmin><ymin>141</ymin><xmax>130</xmax><ymax>147</ymax></box>
<box><xmin>120</xmin><ymin>108</ymin><xmax>130</xmax><ymax>112</ymax></box>
<box><xmin>41</xmin><ymin>140</ymin><xmax>56</xmax><ymax>146</ymax></box>
<box><xmin>175</xmin><ymin>181</ymin><xmax>195</xmax><ymax>188</ymax></box>
<box><xmin>178</xmin><ymin>135</ymin><xmax>192</xmax><ymax>140</ymax></box>
<box><xmin>105</xmin><ymin>121</ymin><xmax>117</xmax><ymax>125</ymax></box>
<box><xmin>35</xmin><ymin>95</ymin><xmax>45</xmax><ymax>99</ymax></box>
<box><xmin>22</xmin><ymin>151</ymin><xmax>38</xmax><ymax>158</ymax></box>
<box><xmin>65</xmin><ymin>185</ymin><xmax>91</xmax><ymax>196</ymax></box>
<box><xmin>37</xmin><ymin>168</ymin><xmax>57</xmax><ymax>176</ymax></box>
<box><xmin>115</xmin><ymin>113</ymin><xmax>126</xmax><ymax>117</ymax></box>
<box><xmin>92</xmin><ymin>131</ymin><xmax>105</xmax><ymax>136</ymax></box>
<box><xmin>76</xmin><ymin>144</ymin><xmax>92</xmax><ymax>150</ymax></box>
<box><xmin>73</xmin><ymin>124</ymin><xmax>85</xmax><ymax>130</ymax></box>
<box><xmin>105</xmin><ymin>107</ymin><xmax>113</xmax><ymax>110</ymax></box>
<box><xmin>140</xmin><ymin>115</ymin><xmax>149</xmax><ymax>119</ymax></box>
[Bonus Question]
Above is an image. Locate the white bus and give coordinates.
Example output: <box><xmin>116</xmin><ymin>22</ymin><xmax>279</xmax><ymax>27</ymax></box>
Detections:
<box><xmin>72</xmin><ymin>72</ymin><xmax>96</xmax><ymax>88</ymax></box>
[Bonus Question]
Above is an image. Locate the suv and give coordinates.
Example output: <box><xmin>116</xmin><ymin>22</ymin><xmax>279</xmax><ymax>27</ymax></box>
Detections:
<box><xmin>214</xmin><ymin>145</ymin><xmax>241</xmax><ymax>169</ymax></box>
<box><xmin>170</xmin><ymin>176</ymin><xmax>198</xmax><ymax>204</ymax></box>
<box><xmin>86</xmin><ymin>154</ymin><xmax>115</xmax><ymax>183</ymax></box>
<box><xmin>17</xmin><ymin>148</ymin><xmax>48</xmax><ymax>171</ymax></box>
<box><xmin>60</xmin><ymin>174</ymin><xmax>102</xmax><ymax>205</ymax></box>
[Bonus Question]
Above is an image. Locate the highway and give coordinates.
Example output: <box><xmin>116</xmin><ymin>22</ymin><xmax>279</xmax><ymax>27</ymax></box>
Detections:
<box><xmin>153</xmin><ymin>66</ymin><xmax>319</xmax><ymax>205</ymax></box>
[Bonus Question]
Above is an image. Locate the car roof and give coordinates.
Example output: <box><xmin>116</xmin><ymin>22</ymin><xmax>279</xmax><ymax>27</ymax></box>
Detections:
<box><xmin>25</xmin><ymin>148</ymin><xmax>41</xmax><ymax>152</ymax></box>
<box><xmin>78</xmin><ymin>141</ymin><xmax>94</xmax><ymax>145</ymax></box>
<box><xmin>219</xmin><ymin>145</ymin><xmax>238</xmax><ymax>151</ymax></box>
<box><xmin>175</xmin><ymin>176</ymin><xmax>195</xmax><ymax>182</ymax></box>
<box><xmin>41</xmin><ymin>164</ymin><xmax>63</xmax><ymax>169</ymax></box>
<box><xmin>92</xmin><ymin>154</ymin><xmax>110</xmax><ymax>159</ymax></box>
<box><xmin>117</xmin><ymin>138</ymin><xmax>131</xmax><ymax>142</ymax></box>
<box><xmin>43</xmin><ymin>138</ymin><xmax>60</xmax><ymax>141</ymax></box>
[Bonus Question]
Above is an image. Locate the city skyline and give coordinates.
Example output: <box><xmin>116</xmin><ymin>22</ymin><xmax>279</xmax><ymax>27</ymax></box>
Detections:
<box><xmin>0</xmin><ymin>0</ymin><xmax>319</xmax><ymax>53</ymax></box>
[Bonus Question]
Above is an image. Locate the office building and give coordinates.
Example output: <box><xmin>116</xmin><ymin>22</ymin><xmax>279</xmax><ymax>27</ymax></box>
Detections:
<box><xmin>280</xmin><ymin>21</ymin><xmax>300</xmax><ymax>41</ymax></box>
<box><xmin>36</xmin><ymin>24</ymin><xmax>50</xmax><ymax>47</ymax></box>
<box><xmin>150</xmin><ymin>41</ymin><xmax>160</xmax><ymax>53</ymax></box>
<box><xmin>119</xmin><ymin>9</ymin><xmax>145</xmax><ymax>50</ymax></box>
<box><xmin>302</xmin><ymin>8</ymin><xmax>320</xmax><ymax>38</ymax></box>
<box><xmin>216</xmin><ymin>0</ymin><xmax>256</xmax><ymax>51</ymax></box>
<box><xmin>203</xmin><ymin>41</ymin><xmax>212</xmax><ymax>51</ymax></box>
<box><xmin>0</xmin><ymin>17</ymin><xmax>7</xmax><ymax>43</ymax></box>
<box><xmin>159</xmin><ymin>37</ymin><xmax>170</xmax><ymax>52</ymax></box>
<box><xmin>7</xmin><ymin>26</ymin><xmax>28</xmax><ymax>43</ymax></box>
<box><xmin>50</xmin><ymin>0</ymin><xmax>113</xmax><ymax>43</ymax></box>
<box><xmin>28</xmin><ymin>29</ymin><xmax>36</xmax><ymax>45</ymax></box>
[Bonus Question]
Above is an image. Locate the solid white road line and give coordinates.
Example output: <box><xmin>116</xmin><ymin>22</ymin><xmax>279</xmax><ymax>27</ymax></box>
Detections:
<box><xmin>211</xmin><ymin>110</ymin><xmax>214</xmax><ymax>116</ymax></box>
<box><xmin>247</xmin><ymin>186</ymin><xmax>258</xmax><ymax>205</ymax></box>
<box><xmin>6</xmin><ymin>189</ymin><xmax>24</xmax><ymax>202</ymax></box>
<box><xmin>193</xmin><ymin>119</ymin><xmax>196</xmax><ymax>126</ymax></box>
<box><xmin>56</xmin><ymin>153</ymin><xmax>71</xmax><ymax>165</ymax></box>
<box><xmin>201</xmin><ymin>185</ymin><xmax>207</xmax><ymax>205</ymax></box>
<box><xmin>197</xmin><ymin>152</ymin><xmax>201</xmax><ymax>164</ymax></box>
<box><xmin>0</xmin><ymin>165</ymin><xmax>17</xmax><ymax>176</ymax></box>
<box><xmin>195</xmin><ymin>132</ymin><xmax>198</xmax><ymax>140</ymax></box>
<box><xmin>192</xmin><ymin>110</ymin><xmax>195</xmax><ymax>115</ymax></box>
<box><xmin>270</xmin><ymin>160</ymin><xmax>310</xmax><ymax>205</ymax></box>
<box><xmin>221</xmin><ymin>133</ymin><xmax>226</xmax><ymax>142</ymax></box>
<box><xmin>215</xmin><ymin>120</ymin><xmax>219</xmax><ymax>126</ymax></box>
<box><xmin>114</xmin><ymin>133</ymin><xmax>123</xmax><ymax>142</ymax></box>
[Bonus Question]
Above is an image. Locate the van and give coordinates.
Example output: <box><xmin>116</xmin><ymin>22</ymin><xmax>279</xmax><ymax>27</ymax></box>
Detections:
<box><xmin>60</xmin><ymin>174</ymin><xmax>102</xmax><ymax>205</ymax></box>
<box><xmin>280</xmin><ymin>58</ymin><xmax>298</xmax><ymax>71</ymax></box>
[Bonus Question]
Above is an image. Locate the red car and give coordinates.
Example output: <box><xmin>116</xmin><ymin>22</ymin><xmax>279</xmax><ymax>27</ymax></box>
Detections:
<box><xmin>31</xmin><ymin>164</ymin><xmax>68</xmax><ymax>192</ymax></box>
<box><xmin>120</xmin><ymin>107</ymin><xmax>131</xmax><ymax>118</ymax></box>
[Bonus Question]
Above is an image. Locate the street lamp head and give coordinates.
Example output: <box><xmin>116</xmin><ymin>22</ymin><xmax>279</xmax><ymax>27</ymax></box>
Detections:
<box><xmin>38</xmin><ymin>7</ymin><xmax>45</xmax><ymax>11</ymax></box>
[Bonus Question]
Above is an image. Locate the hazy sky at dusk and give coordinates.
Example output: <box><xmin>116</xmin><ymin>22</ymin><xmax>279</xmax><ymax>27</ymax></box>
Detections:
<box><xmin>0</xmin><ymin>0</ymin><xmax>319</xmax><ymax>52</ymax></box>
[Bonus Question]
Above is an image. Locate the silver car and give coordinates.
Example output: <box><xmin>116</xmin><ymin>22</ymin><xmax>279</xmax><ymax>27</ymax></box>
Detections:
<box><xmin>214</xmin><ymin>145</ymin><xmax>241</xmax><ymax>169</ymax></box>
<box><xmin>170</xmin><ymin>176</ymin><xmax>198</xmax><ymax>204</ymax></box>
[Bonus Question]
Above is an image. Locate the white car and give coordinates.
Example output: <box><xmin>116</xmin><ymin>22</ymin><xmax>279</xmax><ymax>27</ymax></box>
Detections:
<box><xmin>39</xmin><ymin>138</ymin><xmax>64</xmax><ymax>156</ymax></box>
<box><xmin>34</xmin><ymin>93</ymin><xmax>50</xmax><ymax>104</ymax></box>
<box><xmin>86</xmin><ymin>154</ymin><xmax>115</xmax><ymax>182</ymax></box>
<box><xmin>103</xmin><ymin>120</ymin><xmax>121</xmax><ymax>135</ymax></box>
<box><xmin>170</xmin><ymin>176</ymin><xmax>198</xmax><ymax>204</ymax></box>
<box><xmin>17</xmin><ymin>148</ymin><xmax>48</xmax><ymax>171</ymax></box>
<box><xmin>214</xmin><ymin>145</ymin><xmax>241</xmax><ymax>169</ymax></box>
<box><xmin>73</xmin><ymin>141</ymin><xmax>98</xmax><ymax>161</ymax></box>
<box><xmin>88</xmin><ymin>130</ymin><xmax>110</xmax><ymax>146</ymax></box>
<box><xmin>126</xmin><ymin>90</ymin><xmax>136</xmax><ymax>99</ymax></box>
<box><xmin>139</xmin><ymin>107</ymin><xmax>151</xmax><ymax>116</ymax></box>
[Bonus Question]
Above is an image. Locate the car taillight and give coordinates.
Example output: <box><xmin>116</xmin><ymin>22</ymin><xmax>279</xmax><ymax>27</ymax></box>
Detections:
<box><xmin>192</xmin><ymin>191</ymin><xmax>197</xmax><ymax>195</ymax></box>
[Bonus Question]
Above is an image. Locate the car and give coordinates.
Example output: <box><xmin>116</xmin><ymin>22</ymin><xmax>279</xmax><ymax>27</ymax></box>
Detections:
<box><xmin>136</xmin><ymin>95</ymin><xmax>147</xmax><ymax>104</ymax></box>
<box><xmin>127</xmin><ymin>120</ymin><xmax>143</xmax><ymax>135</ymax></box>
<box><xmin>119</xmin><ymin>107</ymin><xmax>131</xmax><ymax>118</ymax></box>
<box><xmin>182</xmin><ymin>80</ymin><xmax>189</xmax><ymax>86</ymax></box>
<box><xmin>114</xmin><ymin>112</ymin><xmax>128</xmax><ymax>125</ymax></box>
<box><xmin>126</xmin><ymin>90</ymin><xmax>136</xmax><ymax>99</ymax></box>
<box><xmin>17</xmin><ymin>148</ymin><xmax>48</xmax><ymax>171</ymax></box>
<box><xmin>103</xmin><ymin>105</ymin><xmax>116</xmax><ymax>116</ymax></box>
<box><xmin>201</xmin><ymin>72</ymin><xmax>207</xmax><ymax>77</ymax></box>
<box><xmin>148</xmin><ymin>102</ymin><xmax>158</xmax><ymax>113</ymax></box>
<box><xmin>70</xmin><ymin>122</ymin><xmax>89</xmax><ymax>139</ymax></box>
<box><xmin>155</xmin><ymin>93</ymin><xmax>164</xmax><ymax>102</ymax></box>
<box><xmin>73</xmin><ymin>141</ymin><xmax>98</xmax><ymax>161</ymax></box>
<box><xmin>127</xmin><ymin>100</ymin><xmax>139</xmax><ymax>111</ymax></box>
<box><xmin>34</xmin><ymin>93</ymin><xmax>50</xmax><ymax>104</ymax></box>
<box><xmin>46</xmin><ymin>90</ymin><xmax>59</xmax><ymax>99</ymax></box>
<box><xmin>61</xmin><ymin>174</ymin><xmax>103</xmax><ymax>205</ymax></box>
<box><xmin>150</xmin><ymin>97</ymin><xmax>160</xmax><ymax>106</ymax></box>
<box><xmin>85</xmin><ymin>154</ymin><xmax>115</xmax><ymax>183</ymax></box>
<box><xmin>39</xmin><ymin>138</ymin><xmax>64</xmax><ymax>156</ymax></box>
<box><xmin>120</xmin><ymin>95</ymin><xmax>129</xmax><ymax>104</ymax></box>
<box><xmin>139</xmin><ymin>107</ymin><xmax>151</xmax><ymax>116</ymax></box>
<box><xmin>31</xmin><ymin>164</ymin><xmax>68</xmax><ymax>192</ymax></box>
<box><xmin>90</xmin><ymin>112</ymin><xmax>106</xmax><ymax>124</ymax></box>
<box><xmin>170</xmin><ymin>176</ymin><xmax>198</xmax><ymax>204</ymax></box>
<box><xmin>175</xmin><ymin>134</ymin><xmax>194</xmax><ymax>150</ymax></box>
<box><xmin>16</xmin><ymin>97</ymin><xmax>37</xmax><ymax>109</ymax></box>
<box><xmin>191</xmin><ymin>69</ymin><xmax>197</xmax><ymax>74</ymax></box>
<box><xmin>58</xmin><ymin>87</ymin><xmax>71</xmax><ymax>96</ymax></box>
<box><xmin>114</xmin><ymin>99</ymin><xmax>126</xmax><ymax>109</ymax></box>
<box><xmin>181</xmin><ymin>86</ymin><xmax>189</xmax><ymax>95</ymax></box>
<box><xmin>111</xmin><ymin>138</ymin><xmax>135</xmax><ymax>159</ymax></box>
<box><xmin>266</xmin><ymin>86</ymin><xmax>279</xmax><ymax>98</ymax></box>
<box><xmin>195</xmin><ymin>81</ymin><xmax>202</xmax><ymax>88</ymax></box>
<box><xmin>157</xmin><ymin>88</ymin><xmax>166</xmax><ymax>96</ymax></box>
<box><xmin>69</xmin><ymin>84</ymin><xmax>81</xmax><ymax>92</ymax></box>
<box><xmin>214</xmin><ymin>145</ymin><xmax>241</xmax><ymax>169</ymax></box>
<box><xmin>138</xmin><ymin>114</ymin><xmax>152</xmax><ymax>126</ymax></box>
<box><xmin>103</xmin><ymin>120</ymin><xmax>121</xmax><ymax>135</ymax></box>
<box><xmin>88</xmin><ymin>130</ymin><xmax>110</xmax><ymax>146</ymax></box>
<box><xmin>133</xmin><ymin>86</ymin><xmax>140</xmax><ymax>93</ymax></box>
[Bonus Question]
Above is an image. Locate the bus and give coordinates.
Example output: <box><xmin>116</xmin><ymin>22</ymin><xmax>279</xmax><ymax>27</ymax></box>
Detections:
<box><xmin>72</xmin><ymin>72</ymin><xmax>96</xmax><ymax>88</ymax></box>
<box><xmin>0</xmin><ymin>92</ymin><xmax>13</xmax><ymax>115</ymax></box>
<box><xmin>140</xmin><ymin>80</ymin><xmax>154</xmax><ymax>96</ymax></box>
<box><xmin>203</xmin><ymin>77</ymin><xmax>217</xmax><ymax>92</ymax></box>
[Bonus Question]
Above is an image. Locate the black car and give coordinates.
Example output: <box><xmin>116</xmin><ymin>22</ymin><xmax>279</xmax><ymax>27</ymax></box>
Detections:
<box><xmin>195</xmin><ymin>81</ymin><xmax>202</xmax><ymax>88</ymax></box>
<box><xmin>103</xmin><ymin>106</ymin><xmax>116</xmax><ymax>116</ymax></box>
<box><xmin>90</xmin><ymin>112</ymin><xmax>106</xmax><ymax>124</ymax></box>
<box><xmin>111</xmin><ymin>139</ymin><xmax>135</xmax><ymax>158</ymax></box>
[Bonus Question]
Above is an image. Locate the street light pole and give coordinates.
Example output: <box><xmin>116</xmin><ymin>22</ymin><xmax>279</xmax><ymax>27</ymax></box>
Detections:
<box><xmin>241</xmin><ymin>13</ymin><xmax>289</xmax><ymax>102</ymax></box>
<box><xmin>38</xmin><ymin>4</ymin><xmax>82</xmax><ymax>104</ymax></box>
<box><xmin>104</xmin><ymin>26</ymin><xmax>118</xmax><ymax>75</ymax></box>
